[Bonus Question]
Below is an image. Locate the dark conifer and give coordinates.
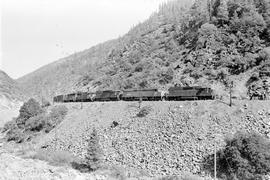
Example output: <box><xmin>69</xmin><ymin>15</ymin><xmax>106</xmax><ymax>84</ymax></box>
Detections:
<box><xmin>84</xmin><ymin>128</ymin><xmax>103</xmax><ymax>171</ymax></box>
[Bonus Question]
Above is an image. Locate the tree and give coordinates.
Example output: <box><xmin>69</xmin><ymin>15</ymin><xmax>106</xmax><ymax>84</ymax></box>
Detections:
<box><xmin>16</xmin><ymin>98</ymin><xmax>43</xmax><ymax>128</ymax></box>
<box><xmin>216</xmin><ymin>0</ymin><xmax>229</xmax><ymax>24</ymax></box>
<box><xmin>84</xmin><ymin>128</ymin><xmax>103</xmax><ymax>171</ymax></box>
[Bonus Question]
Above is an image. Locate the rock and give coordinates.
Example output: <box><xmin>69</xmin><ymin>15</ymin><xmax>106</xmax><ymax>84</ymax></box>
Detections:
<box><xmin>258</xmin><ymin>110</ymin><xmax>264</xmax><ymax>115</ymax></box>
<box><xmin>42</xmin><ymin>101</ymin><xmax>270</xmax><ymax>177</ymax></box>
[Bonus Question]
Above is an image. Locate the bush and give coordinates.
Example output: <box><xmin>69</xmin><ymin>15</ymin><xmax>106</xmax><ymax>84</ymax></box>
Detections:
<box><xmin>5</xmin><ymin>126</ymin><xmax>25</xmax><ymax>143</ymax></box>
<box><xmin>3</xmin><ymin>105</ymin><xmax>68</xmax><ymax>143</ymax></box>
<box><xmin>24</xmin><ymin>106</ymin><xmax>68</xmax><ymax>133</ymax></box>
<box><xmin>159</xmin><ymin>173</ymin><xmax>203</xmax><ymax>180</ymax></box>
<box><xmin>49</xmin><ymin>105</ymin><xmax>68</xmax><ymax>121</ymax></box>
<box><xmin>104</xmin><ymin>166</ymin><xmax>127</xmax><ymax>180</ymax></box>
<box><xmin>24</xmin><ymin>114</ymin><xmax>48</xmax><ymax>132</ymax></box>
<box><xmin>44</xmin><ymin>105</ymin><xmax>68</xmax><ymax>132</ymax></box>
<box><xmin>31</xmin><ymin>149</ymin><xmax>76</xmax><ymax>166</ymax></box>
<box><xmin>41</xmin><ymin>99</ymin><xmax>51</xmax><ymax>108</ymax></box>
<box><xmin>16</xmin><ymin>98</ymin><xmax>43</xmax><ymax>128</ymax></box>
<box><xmin>217</xmin><ymin>132</ymin><xmax>270</xmax><ymax>180</ymax></box>
<box><xmin>137</xmin><ymin>106</ymin><xmax>152</xmax><ymax>117</ymax></box>
<box><xmin>2</xmin><ymin>118</ymin><xmax>17</xmax><ymax>133</ymax></box>
<box><xmin>73</xmin><ymin>128</ymin><xmax>103</xmax><ymax>172</ymax></box>
<box><xmin>2</xmin><ymin>119</ymin><xmax>24</xmax><ymax>143</ymax></box>
<box><xmin>71</xmin><ymin>159</ymin><xmax>91</xmax><ymax>173</ymax></box>
<box><xmin>84</xmin><ymin>128</ymin><xmax>103</xmax><ymax>171</ymax></box>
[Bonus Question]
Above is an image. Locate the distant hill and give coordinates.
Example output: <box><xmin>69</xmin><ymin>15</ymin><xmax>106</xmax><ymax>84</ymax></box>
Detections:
<box><xmin>18</xmin><ymin>0</ymin><xmax>270</xmax><ymax>100</ymax></box>
<box><xmin>0</xmin><ymin>70</ymin><xmax>28</xmax><ymax>127</ymax></box>
<box><xmin>0</xmin><ymin>70</ymin><xmax>27</xmax><ymax>101</ymax></box>
<box><xmin>17</xmin><ymin>39</ymin><xmax>119</xmax><ymax>101</ymax></box>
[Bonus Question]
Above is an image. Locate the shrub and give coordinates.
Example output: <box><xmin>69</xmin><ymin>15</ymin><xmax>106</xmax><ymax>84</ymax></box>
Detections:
<box><xmin>159</xmin><ymin>173</ymin><xmax>203</xmax><ymax>180</ymax></box>
<box><xmin>137</xmin><ymin>106</ymin><xmax>152</xmax><ymax>117</ymax></box>
<box><xmin>5</xmin><ymin>126</ymin><xmax>25</xmax><ymax>143</ymax></box>
<box><xmin>16</xmin><ymin>98</ymin><xmax>43</xmax><ymax>128</ymax></box>
<box><xmin>217</xmin><ymin>132</ymin><xmax>270</xmax><ymax>180</ymax></box>
<box><xmin>84</xmin><ymin>128</ymin><xmax>103</xmax><ymax>171</ymax></box>
<box><xmin>2</xmin><ymin>118</ymin><xmax>17</xmax><ymax>133</ymax></box>
<box><xmin>24</xmin><ymin>114</ymin><xmax>48</xmax><ymax>132</ymax></box>
<box><xmin>71</xmin><ymin>160</ymin><xmax>90</xmax><ymax>173</ymax></box>
<box><xmin>73</xmin><ymin>128</ymin><xmax>103</xmax><ymax>172</ymax></box>
<box><xmin>104</xmin><ymin>165</ymin><xmax>127</xmax><ymax>180</ymax></box>
<box><xmin>31</xmin><ymin>149</ymin><xmax>76</xmax><ymax>166</ymax></box>
<box><xmin>44</xmin><ymin>105</ymin><xmax>68</xmax><ymax>132</ymax></box>
<box><xmin>25</xmin><ymin>106</ymin><xmax>68</xmax><ymax>133</ymax></box>
<box><xmin>41</xmin><ymin>99</ymin><xmax>51</xmax><ymax>108</ymax></box>
<box><xmin>49</xmin><ymin>105</ymin><xmax>68</xmax><ymax>122</ymax></box>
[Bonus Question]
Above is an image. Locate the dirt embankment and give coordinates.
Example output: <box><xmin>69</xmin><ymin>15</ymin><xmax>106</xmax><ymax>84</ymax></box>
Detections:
<box><xmin>41</xmin><ymin>100</ymin><xmax>270</xmax><ymax>176</ymax></box>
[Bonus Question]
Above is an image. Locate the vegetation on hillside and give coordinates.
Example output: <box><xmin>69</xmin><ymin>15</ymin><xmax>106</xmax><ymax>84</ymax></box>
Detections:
<box><xmin>72</xmin><ymin>128</ymin><xmax>104</xmax><ymax>172</ymax></box>
<box><xmin>88</xmin><ymin>0</ymin><xmax>270</xmax><ymax>99</ymax></box>
<box><xmin>2</xmin><ymin>98</ymin><xmax>68</xmax><ymax>143</ymax></box>
<box><xmin>216</xmin><ymin>132</ymin><xmax>270</xmax><ymax>180</ymax></box>
<box><xmin>0</xmin><ymin>70</ymin><xmax>28</xmax><ymax>101</ymax></box>
<box><xmin>18</xmin><ymin>0</ymin><xmax>270</xmax><ymax>100</ymax></box>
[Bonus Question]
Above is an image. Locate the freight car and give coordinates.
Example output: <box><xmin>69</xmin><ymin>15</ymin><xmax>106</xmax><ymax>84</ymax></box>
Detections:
<box><xmin>166</xmin><ymin>86</ymin><xmax>214</xmax><ymax>100</ymax></box>
<box><xmin>121</xmin><ymin>89</ymin><xmax>162</xmax><ymax>101</ymax></box>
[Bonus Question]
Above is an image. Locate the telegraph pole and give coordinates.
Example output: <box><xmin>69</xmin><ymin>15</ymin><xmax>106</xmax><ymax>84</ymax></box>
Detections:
<box><xmin>208</xmin><ymin>0</ymin><xmax>213</xmax><ymax>21</ymax></box>
<box><xmin>229</xmin><ymin>81</ymin><xmax>233</xmax><ymax>107</ymax></box>
<box><xmin>214</xmin><ymin>142</ymin><xmax>217</xmax><ymax>180</ymax></box>
<box><xmin>213</xmin><ymin>115</ymin><xmax>218</xmax><ymax>180</ymax></box>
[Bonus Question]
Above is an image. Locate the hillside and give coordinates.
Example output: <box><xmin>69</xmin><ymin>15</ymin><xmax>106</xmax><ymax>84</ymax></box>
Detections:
<box><xmin>17</xmin><ymin>40</ymin><xmax>119</xmax><ymax>101</ymax></box>
<box><xmin>40</xmin><ymin>100</ymin><xmax>270</xmax><ymax>176</ymax></box>
<box><xmin>0</xmin><ymin>70</ymin><xmax>28</xmax><ymax>127</ymax></box>
<box><xmin>17</xmin><ymin>0</ymin><xmax>270</xmax><ymax>100</ymax></box>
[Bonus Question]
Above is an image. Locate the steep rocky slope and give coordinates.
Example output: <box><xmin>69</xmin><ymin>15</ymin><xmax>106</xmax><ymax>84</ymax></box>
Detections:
<box><xmin>17</xmin><ymin>0</ymin><xmax>270</xmax><ymax>100</ymax></box>
<box><xmin>0</xmin><ymin>70</ymin><xmax>28</xmax><ymax>127</ymax></box>
<box><xmin>40</xmin><ymin>100</ymin><xmax>270</xmax><ymax>176</ymax></box>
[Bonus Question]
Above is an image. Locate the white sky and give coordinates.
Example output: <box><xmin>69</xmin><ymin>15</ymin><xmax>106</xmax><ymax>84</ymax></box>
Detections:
<box><xmin>0</xmin><ymin>0</ymin><xmax>169</xmax><ymax>79</ymax></box>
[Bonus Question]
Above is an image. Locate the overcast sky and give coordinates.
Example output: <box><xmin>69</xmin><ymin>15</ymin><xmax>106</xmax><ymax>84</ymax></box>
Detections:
<box><xmin>0</xmin><ymin>0</ymin><xmax>169</xmax><ymax>79</ymax></box>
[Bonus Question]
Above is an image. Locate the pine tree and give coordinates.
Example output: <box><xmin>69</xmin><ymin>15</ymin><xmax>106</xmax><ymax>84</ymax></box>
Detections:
<box><xmin>216</xmin><ymin>0</ymin><xmax>229</xmax><ymax>24</ymax></box>
<box><xmin>84</xmin><ymin>128</ymin><xmax>103</xmax><ymax>171</ymax></box>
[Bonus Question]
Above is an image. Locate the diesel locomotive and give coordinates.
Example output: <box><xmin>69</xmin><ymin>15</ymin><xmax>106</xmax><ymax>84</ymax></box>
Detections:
<box><xmin>53</xmin><ymin>86</ymin><xmax>214</xmax><ymax>103</ymax></box>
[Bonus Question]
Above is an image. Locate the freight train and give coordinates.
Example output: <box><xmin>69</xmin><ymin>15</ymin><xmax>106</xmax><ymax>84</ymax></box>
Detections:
<box><xmin>53</xmin><ymin>86</ymin><xmax>214</xmax><ymax>103</ymax></box>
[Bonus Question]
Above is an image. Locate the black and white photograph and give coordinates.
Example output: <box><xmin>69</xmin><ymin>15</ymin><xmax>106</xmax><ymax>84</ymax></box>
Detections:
<box><xmin>0</xmin><ymin>0</ymin><xmax>270</xmax><ymax>179</ymax></box>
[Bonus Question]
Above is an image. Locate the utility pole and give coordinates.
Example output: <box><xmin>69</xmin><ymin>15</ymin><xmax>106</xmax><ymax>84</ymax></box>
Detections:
<box><xmin>81</xmin><ymin>99</ymin><xmax>83</xmax><ymax>109</ymax></box>
<box><xmin>229</xmin><ymin>81</ymin><xmax>233</xmax><ymax>107</ymax></box>
<box><xmin>214</xmin><ymin>142</ymin><xmax>217</xmax><ymax>180</ymax></box>
<box><xmin>208</xmin><ymin>0</ymin><xmax>213</xmax><ymax>21</ymax></box>
<box><xmin>213</xmin><ymin>115</ymin><xmax>218</xmax><ymax>180</ymax></box>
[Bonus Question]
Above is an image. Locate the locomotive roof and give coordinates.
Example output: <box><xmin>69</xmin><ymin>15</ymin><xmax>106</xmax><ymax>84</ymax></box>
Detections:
<box><xmin>168</xmin><ymin>86</ymin><xmax>209</xmax><ymax>90</ymax></box>
<box><xmin>123</xmin><ymin>88</ymin><xmax>158</xmax><ymax>92</ymax></box>
<box><xmin>96</xmin><ymin>90</ymin><xmax>121</xmax><ymax>92</ymax></box>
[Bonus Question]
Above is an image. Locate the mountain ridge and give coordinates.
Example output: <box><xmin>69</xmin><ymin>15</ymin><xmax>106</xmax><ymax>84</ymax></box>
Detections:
<box><xmin>0</xmin><ymin>70</ymin><xmax>28</xmax><ymax>127</ymax></box>
<box><xmin>17</xmin><ymin>0</ymin><xmax>270</xmax><ymax>100</ymax></box>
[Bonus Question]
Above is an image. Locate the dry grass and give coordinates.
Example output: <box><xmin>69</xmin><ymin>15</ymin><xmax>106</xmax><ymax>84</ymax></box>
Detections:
<box><xmin>30</xmin><ymin>149</ymin><xmax>77</xmax><ymax>167</ymax></box>
<box><xmin>158</xmin><ymin>172</ymin><xmax>205</xmax><ymax>180</ymax></box>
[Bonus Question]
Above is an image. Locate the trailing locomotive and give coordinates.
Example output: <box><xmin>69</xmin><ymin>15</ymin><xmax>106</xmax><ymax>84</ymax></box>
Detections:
<box><xmin>167</xmin><ymin>86</ymin><xmax>214</xmax><ymax>100</ymax></box>
<box><xmin>121</xmin><ymin>89</ymin><xmax>162</xmax><ymax>101</ymax></box>
<box><xmin>53</xmin><ymin>86</ymin><xmax>214</xmax><ymax>103</ymax></box>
